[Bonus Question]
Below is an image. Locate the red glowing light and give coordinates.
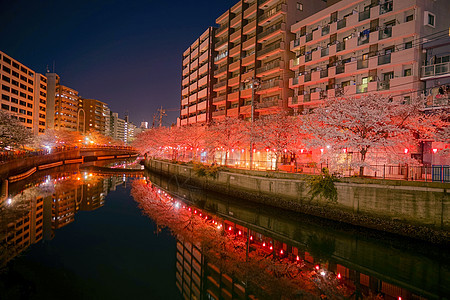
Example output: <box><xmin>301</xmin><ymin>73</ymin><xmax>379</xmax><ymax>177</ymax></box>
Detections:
<box><xmin>315</xmin><ymin>265</ymin><xmax>320</xmax><ymax>270</ymax></box>
<box><xmin>404</xmin><ymin>148</ymin><xmax>409</xmax><ymax>154</ymax></box>
<box><xmin>269</xmin><ymin>245</ymin><xmax>273</xmax><ymax>250</ymax></box>
<box><xmin>253</xmin><ymin>149</ymin><xmax>256</xmax><ymax>153</ymax></box>
<box><xmin>188</xmin><ymin>208</ymin><xmax>191</xmax><ymax>211</ymax></box>
<box><xmin>433</xmin><ymin>148</ymin><xmax>438</xmax><ymax>154</ymax></box>
<box><xmin>238</xmin><ymin>230</ymin><xmax>242</xmax><ymax>235</ymax></box>
<box><xmin>228</xmin><ymin>226</ymin><xmax>232</xmax><ymax>231</ymax></box>
<box><xmin>398</xmin><ymin>297</ymin><xmax>402</xmax><ymax>300</ymax></box>
<box><xmin>263</xmin><ymin>242</ymin><xmax>266</xmax><ymax>247</ymax></box>
<box><xmin>194</xmin><ymin>210</ymin><xmax>197</xmax><ymax>214</ymax></box>
<box><xmin>250</xmin><ymin>236</ymin><xmax>253</xmax><ymax>240</ymax></box>
<box><xmin>280</xmin><ymin>249</ymin><xmax>284</xmax><ymax>254</ymax></box>
<box><xmin>296</xmin><ymin>256</ymin><xmax>300</xmax><ymax>261</ymax></box>
<box><xmin>337</xmin><ymin>273</ymin><xmax>341</xmax><ymax>279</ymax></box>
<box><xmin>199</xmin><ymin>213</ymin><xmax>202</xmax><ymax>216</ymax></box>
<box><xmin>343</xmin><ymin>148</ymin><xmax>347</xmax><ymax>153</ymax></box>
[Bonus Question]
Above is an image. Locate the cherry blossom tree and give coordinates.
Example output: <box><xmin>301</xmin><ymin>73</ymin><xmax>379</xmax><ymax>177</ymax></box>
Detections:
<box><xmin>300</xmin><ymin>94</ymin><xmax>445</xmax><ymax>176</ymax></box>
<box><xmin>205</xmin><ymin>117</ymin><xmax>249</xmax><ymax>165</ymax></box>
<box><xmin>252</xmin><ymin>111</ymin><xmax>303</xmax><ymax>170</ymax></box>
<box><xmin>0</xmin><ymin>111</ymin><xmax>32</xmax><ymax>150</ymax></box>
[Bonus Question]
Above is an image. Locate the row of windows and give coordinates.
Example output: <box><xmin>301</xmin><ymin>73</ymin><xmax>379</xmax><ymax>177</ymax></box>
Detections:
<box><xmin>1</xmin><ymin>55</ymin><xmax>33</xmax><ymax>76</ymax></box>
<box><xmin>1</xmin><ymin>65</ymin><xmax>34</xmax><ymax>84</ymax></box>
<box><xmin>1</xmin><ymin>104</ymin><xmax>32</xmax><ymax>116</ymax></box>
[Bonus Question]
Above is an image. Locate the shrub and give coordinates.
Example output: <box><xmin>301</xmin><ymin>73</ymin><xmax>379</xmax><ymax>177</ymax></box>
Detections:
<box><xmin>306</xmin><ymin>168</ymin><xmax>338</xmax><ymax>203</ymax></box>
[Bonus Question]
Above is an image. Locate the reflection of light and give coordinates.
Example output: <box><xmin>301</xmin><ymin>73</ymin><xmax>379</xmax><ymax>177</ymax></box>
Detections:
<box><xmin>269</xmin><ymin>245</ymin><xmax>273</xmax><ymax>250</ymax></box>
<box><xmin>320</xmin><ymin>271</ymin><xmax>326</xmax><ymax>276</ymax></box>
<box><xmin>296</xmin><ymin>256</ymin><xmax>300</xmax><ymax>261</ymax></box>
<box><xmin>315</xmin><ymin>265</ymin><xmax>320</xmax><ymax>270</ymax></box>
<box><xmin>228</xmin><ymin>226</ymin><xmax>232</xmax><ymax>231</ymax></box>
<box><xmin>250</xmin><ymin>236</ymin><xmax>253</xmax><ymax>241</ymax></box>
<box><xmin>337</xmin><ymin>273</ymin><xmax>341</xmax><ymax>279</ymax></box>
<box><xmin>238</xmin><ymin>230</ymin><xmax>242</xmax><ymax>235</ymax></box>
<box><xmin>433</xmin><ymin>148</ymin><xmax>438</xmax><ymax>154</ymax></box>
<box><xmin>280</xmin><ymin>249</ymin><xmax>284</xmax><ymax>254</ymax></box>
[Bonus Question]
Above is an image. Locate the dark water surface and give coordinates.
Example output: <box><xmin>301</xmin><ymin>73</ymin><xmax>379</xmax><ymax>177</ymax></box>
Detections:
<box><xmin>0</xmin><ymin>162</ymin><xmax>449</xmax><ymax>300</ymax></box>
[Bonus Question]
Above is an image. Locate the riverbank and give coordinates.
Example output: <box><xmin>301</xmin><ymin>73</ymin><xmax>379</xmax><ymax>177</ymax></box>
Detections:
<box><xmin>144</xmin><ymin>159</ymin><xmax>450</xmax><ymax>245</ymax></box>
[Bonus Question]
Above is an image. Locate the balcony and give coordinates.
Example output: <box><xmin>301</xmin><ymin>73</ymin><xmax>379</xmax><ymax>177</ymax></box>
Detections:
<box><xmin>230</xmin><ymin>15</ymin><xmax>241</xmax><ymax>28</ymax></box>
<box><xmin>198</xmin><ymin>87</ymin><xmax>207</xmax><ymax>98</ymax></box>
<box><xmin>228</xmin><ymin>91</ymin><xmax>239</xmax><ymax>102</ymax></box>
<box><xmin>379</xmin><ymin>27</ymin><xmax>392</xmax><ymax>40</ymax></box>
<box><xmin>305</xmin><ymin>33</ymin><xmax>313</xmax><ymax>42</ymax></box>
<box><xmin>228</xmin><ymin>76</ymin><xmax>240</xmax><ymax>86</ymax></box>
<box><xmin>182</xmin><ymin>87</ymin><xmax>189</xmax><ymax>96</ymax></box>
<box><xmin>378</xmin><ymin>53</ymin><xmax>391</xmax><ymax>65</ymax></box>
<box><xmin>380</xmin><ymin>0</ymin><xmax>393</xmax><ymax>15</ymax></box>
<box><xmin>257</xmin><ymin>99</ymin><xmax>280</xmax><ymax>109</ymax></box>
<box><xmin>304</xmin><ymin>73</ymin><xmax>311</xmax><ymax>82</ymax></box>
<box><xmin>257</xmin><ymin>80</ymin><xmax>282</xmax><ymax>93</ymax></box>
<box><xmin>336</xmin><ymin>41</ymin><xmax>345</xmax><ymax>52</ymax></box>
<box><xmin>242</xmin><ymin>36</ymin><xmax>256</xmax><ymax>51</ymax></box>
<box><xmin>356</xmin><ymin>83</ymin><xmax>368</xmax><ymax>94</ymax></box>
<box><xmin>256</xmin><ymin>60</ymin><xmax>283</xmax><ymax>77</ymax></box>
<box><xmin>240</xmin><ymin>88</ymin><xmax>252</xmax><ymax>98</ymax></box>
<box><xmin>181</xmin><ymin>97</ymin><xmax>189</xmax><ymax>106</ymax></box>
<box><xmin>357</xmin><ymin>33</ymin><xmax>370</xmax><ymax>46</ymax></box>
<box><xmin>322</xmin><ymin>25</ymin><xmax>330</xmax><ymax>36</ymax></box>
<box><xmin>197</xmin><ymin>113</ymin><xmax>207</xmax><ymax>123</ymax></box>
<box><xmin>359</xmin><ymin>10</ymin><xmax>370</xmax><ymax>22</ymax></box>
<box><xmin>337</xmin><ymin>18</ymin><xmax>346</xmax><ymax>30</ymax></box>
<box><xmin>258</xmin><ymin>22</ymin><xmax>285</xmax><ymax>42</ymax></box>
<box><xmin>244</xmin><ymin>3</ymin><xmax>257</xmax><ymax>19</ymax></box>
<box><xmin>214</xmin><ymin>65</ymin><xmax>228</xmax><ymax>77</ymax></box>
<box><xmin>243</xmin><ymin>19</ymin><xmax>257</xmax><ymax>35</ymax></box>
<box><xmin>213</xmin><ymin>94</ymin><xmax>227</xmax><ymax>104</ymax></box>
<box><xmin>213</xmin><ymin>80</ymin><xmax>227</xmax><ymax>91</ymax></box>
<box><xmin>336</xmin><ymin>64</ymin><xmax>345</xmax><ymax>74</ymax></box>
<box><xmin>230</xmin><ymin>30</ymin><xmax>241</xmax><ymax>43</ymax></box>
<box><xmin>259</xmin><ymin>3</ymin><xmax>286</xmax><ymax>26</ymax></box>
<box><xmin>291</xmin><ymin>77</ymin><xmax>299</xmax><ymax>87</ymax></box>
<box><xmin>378</xmin><ymin>80</ymin><xmax>390</xmax><ymax>91</ymax></box>
<box><xmin>229</xmin><ymin>44</ymin><xmax>241</xmax><ymax>57</ymax></box>
<box><xmin>241</xmin><ymin>70</ymin><xmax>255</xmax><ymax>82</ymax></box>
<box><xmin>320</xmin><ymin>69</ymin><xmax>328</xmax><ymax>78</ymax></box>
<box><xmin>229</xmin><ymin>60</ymin><xmax>240</xmax><ymax>72</ymax></box>
<box><xmin>357</xmin><ymin>59</ymin><xmax>368</xmax><ymax>69</ymax></box>
<box><xmin>422</xmin><ymin>62</ymin><xmax>450</xmax><ymax>79</ymax></box>
<box><xmin>305</xmin><ymin>53</ymin><xmax>312</xmax><ymax>62</ymax></box>
<box><xmin>227</xmin><ymin>107</ymin><xmax>239</xmax><ymax>117</ymax></box>
<box><xmin>212</xmin><ymin>110</ymin><xmax>226</xmax><ymax>117</ymax></box>
<box><xmin>189</xmin><ymin>94</ymin><xmax>197</xmax><ymax>103</ymax></box>
<box><xmin>215</xmin><ymin>38</ymin><xmax>228</xmax><ymax>51</ymax></box>
<box><xmin>257</xmin><ymin>42</ymin><xmax>284</xmax><ymax>59</ymax></box>
<box><xmin>214</xmin><ymin>51</ymin><xmax>228</xmax><ymax>63</ymax></box>
<box><xmin>216</xmin><ymin>24</ymin><xmax>228</xmax><ymax>37</ymax></box>
<box><xmin>197</xmin><ymin>100</ymin><xmax>207</xmax><ymax>111</ymax></box>
<box><xmin>289</xmin><ymin>96</ymin><xmax>299</xmax><ymax>106</ymax></box>
<box><xmin>303</xmin><ymin>93</ymin><xmax>311</xmax><ymax>103</ymax></box>
<box><xmin>321</xmin><ymin>47</ymin><xmax>329</xmax><ymax>57</ymax></box>
<box><xmin>242</xmin><ymin>53</ymin><xmax>255</xmax><ymax>66</ymax></box>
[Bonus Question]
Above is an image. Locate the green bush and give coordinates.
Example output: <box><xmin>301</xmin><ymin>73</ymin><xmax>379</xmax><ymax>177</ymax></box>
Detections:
<box><xmin>306</xmin><ymin>168</ymin><xmax>339</xmax><ymax>203</ymax></box>
<box><xmin>193</xmin><ymin>162</ymin><xmax>222</xmax><ymax>179</ymax></box>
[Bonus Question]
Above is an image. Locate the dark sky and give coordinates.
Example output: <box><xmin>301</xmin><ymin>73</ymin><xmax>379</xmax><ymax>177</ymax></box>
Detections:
<box><xmin>0</xmin><ymin>0</ymin><xmax>236</xmax><ymax>126</ymax></box>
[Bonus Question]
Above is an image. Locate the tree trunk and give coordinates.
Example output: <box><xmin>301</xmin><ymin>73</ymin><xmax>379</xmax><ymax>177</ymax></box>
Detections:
<box><xmin>225</xmin><ymin>150</ymin><xmax>228</xmax><ymax>166</ymax></box>
<box><xmin>359</xmin><ymin>150</ymin><xmax>367</xmax><ymax>177</ymax></box>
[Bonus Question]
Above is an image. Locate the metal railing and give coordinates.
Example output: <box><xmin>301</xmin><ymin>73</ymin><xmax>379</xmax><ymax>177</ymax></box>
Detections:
<box><xmin>337</xmin><ymin>18</ymin><xmax>346</xmax><ymax>30</ymax></box>
<box><xmin>357</xmin><ymin>59</ymin><xmax>368</xmax><ymax>69</ymax></box>
<box><xmin>422</xmin><ymin>62</ymin><xmax>450</xmax><ymax>78</ymax></box>
<box><xmin>380</xmin><ymin>0</ymin><xmax>393</xmax><ymax>15</ymax></box>
<box><xmin>379</xmin><ymin>27</ymin><xmax>392</xmax><ymax>40</ymax></box>
<box><xmin>321</xmin><ymin>47</ymin><xmax>329</xmax><ymax>57</ymax></box>
<box><xmin>258</xmin><ymin>42</ymin><xmax>281</xmax><ymax>57</ymax></box>
<box><xmin>359</xmin><ymin>10</ymin><xmax>370</xmax><ymax>21</ymax></box>
<box><xmin>258</xmin><ymin>22</ymin><xmax>284</xmax><ymax>40</ymax></box>
<box><xmin>378</xmin><ymin>53</ymin><xmax>391</xmax><ymax>65</ymax></box>
<box><xmin>322</xmin><ymin>25</ymin><xmax>330</xmax><ymax>36</ymax></box>
<box><xmin>337</xmin><ymin>41</ymin><xmax>345</xmax><ymax>52</ymax></box>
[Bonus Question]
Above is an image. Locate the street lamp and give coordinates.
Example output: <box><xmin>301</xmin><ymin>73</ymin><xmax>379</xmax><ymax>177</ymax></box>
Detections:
<box><xmin>243</xmin><ymin>77</ymin><xmax>260</xmax><ymax>170</ymax></box>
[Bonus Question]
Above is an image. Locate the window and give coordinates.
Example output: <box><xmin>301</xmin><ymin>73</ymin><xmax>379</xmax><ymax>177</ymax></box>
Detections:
<box><xmin>424</xmin><ymin>11</ymin><xmax>435</xmax><ymax>27</ymax></box>
<box><xmin>2</xmin><ymin>75</ymin><xmax>10</xmax><ymax>82</ymax></box>
<box><xmin>404</xmin><ymin>68</ymin><xmax>412</xmax><ymax>76</ymax></box>
<box><xmin>2</xmin><ymin>85</ymin><xmax>10</xmax><ymax>92</ymax></box>
<box><xmin>19</xmin><ymin>100</ymin><xmax>26</xmax><ymax>106</ymax></box>
<box><xmin>27</xmin><ymin>103</ymin><xmax>32</xmax><ymax>108</ymax></box>
<box><xmin>11</xmin><ymin>97</ymin><xmax>18</xmax><ymax>103</ymax></box>
<box><xmin>27</xmin><ymin>111</ymin><xmax>32</xmax><ymax>116</ymax></box>
<box><xmin>406</xmin><ymin>14</ymin><xmax>413</xmax><ymax>22</ymax></box>
<box><xmin>19</xmin><ymin>109</ymin><xmax>26</xmax><ymax>114</ymax></box>
<box><xmin>1</xmin><ymin>104</ymin><xmax>9</xmax><ymax>110</ymax></box>
<box><xmin>405</xmin><ymin>41</ymin><xmax>412</xmax><ymax>49</ymax></box>
<box><xmin>11</xmin><ymin>106</ymin><xmax>18</xmax><ymax>112</ymax></box>
<box><xmin>297</xmin><ymin>2</ymin><xmax>303</xmax><ymax>11</ymax></box>
<box><xmin>19</xmin><ymin>117</ymin><xmax>25</xmax><ymax>123</ymax></box>
<box><xmin>2</xmin><ymin>94</ymin><xmax>10</xmax><ymax>101</ymax></box>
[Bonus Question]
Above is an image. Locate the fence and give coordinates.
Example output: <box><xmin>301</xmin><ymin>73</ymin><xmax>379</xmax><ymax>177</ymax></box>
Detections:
<box><xmin>155</xmin><ymin>153</ymin><xmax>449</xmax><ymax>182</ymax></box>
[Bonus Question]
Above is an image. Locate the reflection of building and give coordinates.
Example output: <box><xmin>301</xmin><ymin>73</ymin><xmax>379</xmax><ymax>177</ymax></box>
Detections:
<box><xmin>0</xmin><ymin>51</ymin><xmax>47</xmax><ymax>135</ymax></box>
<box><xmin>51</xmin><ymin>185</ymin><xmax>81</xmax><ymax>229</ymax></box>
<box><xmin>80</xmin><ymin>178</ymin><xmax>107</xmax><ymax>211</ymax></box>
<box><xmin>0</xmin><ymin>193</ymin><xmax>44</xmax><ymax>266</ymax></box>
<box><xmin>175</xmin><ymin>238</ymin><xmax>204</xmax><ymax>299</ymax></box>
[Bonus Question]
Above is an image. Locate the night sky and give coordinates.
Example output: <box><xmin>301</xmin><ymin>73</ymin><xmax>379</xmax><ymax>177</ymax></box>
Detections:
<box><xmin>0</xmin><ymin>0</ymin><xmax>237</xmax><ymax>126</ymax></box>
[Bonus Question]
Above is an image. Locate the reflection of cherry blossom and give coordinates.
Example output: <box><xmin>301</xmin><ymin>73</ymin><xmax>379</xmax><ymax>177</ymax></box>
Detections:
<box><xmin>131</xmin><ymin>180</ymin><xmax>354</xmax><ymax>299</ymax></box>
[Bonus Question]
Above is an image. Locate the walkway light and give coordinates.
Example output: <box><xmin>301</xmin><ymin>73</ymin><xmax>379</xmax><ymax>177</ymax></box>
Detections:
<box><xmin>433</xmin><ymin>148</ymin><xmax>438</xmax><ymax>153</ymax></box>
<box><xmin>315</xmin><ymin>265</ymin><xmax>320</xmax><ymax>270</ymax></box>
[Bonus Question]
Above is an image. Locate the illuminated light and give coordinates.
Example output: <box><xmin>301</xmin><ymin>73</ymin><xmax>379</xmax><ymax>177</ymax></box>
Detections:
<box><xmin>320</xmin><ymin>271</ymin><xmax>326</xmax><ymax>276</ymax></box>
<box><xmin>228</xmin><ymin>226</ymin><xmax>232</xmax><ymax>231</ymax></box>
<box><xmin>296</xmin><ymin>256</ymin><xmax>300</xmax><ymax>261</ymax></box>
<box><xmin>77</xmin><ymin>177</ymin><xmax>81</xmax><ymax>180</ymax></box>
<box><xmin>300</xmin><ymin>149</ymin><xmax>304</xmax><ymax>153</ymax></box>
<box><xmin>320</xmin><ymin>149</ymin><xmax>324</xmax><ymax>153</ymax></box>
<box><xmin>433</xmin><ymin>148</ymin><xmax>438</xmax><ymax>154</ymax></box>
<box><xmin>263</xmin><ymin>242</ymin><xmax>266</xmax><ymax>247</ymax></box>
<box><xmin>217</xmin><ymin>225</ymin><xmax>221</xmax><ymax>229</ymax></box>
<box><xmin>205</xmin><ymin>216</ymin><xmax>208</xmax><ymax>220</ymax></box>
<box><xmin>280</xmin><ymin>249</ymin><xmax>284</xmax><ymax>254</ymax></box>
<box><xmin>238</xmin><ymin>230</ymin><xmax>242</xmax><ymax>235</ymax></box>
<box><xmin>337</xmin><ymin>273</ymin><xmax>341</xmax><ymax>279</ymax></box>
<box><xmin>315</xmin><ymin>265</ymin><xmax>320</xmax><ymax>270</ymax></box>
<box><xmin>253</xmin><ymin>149</ymin><xmax>256</xmax><ymax>153</ymax></box>
<box><xmin>199</xmin><ymin>213</ymin><xmax>202</xmax><ymax>216</ymax></box>
<box><xmin>269</xmin><ymin>245</ymin><xmax>273</xmax><ymax>250</ymax></box>
<box><xmin>284</xmin><ymin>149</ymin><xmax>287</xmax><ymax>153</ymax></box>
<box><xmin>398</xmin><ymin>297</ymin><xmax>402</xmax><ymax>300</ymax></box>
<box><xmin>241</xmin><ymin>149</ymin><xmax>245</xmax><ymax>153</ymax></box>
<box><xmin>250</xmin><ymin>236</ymin><xmax>253</xmax><ymax>241</ymax></box>
<box><xmin>326</xmin><ymin>145</ymin><xmax>330</xmax><ymax>149</ymax></box>
<box><xmin>231</xmin><ymin>149</ymin><xmax>234</xmax><ymax>152</ymax></box>
<box><xmin>194</xmin><ymin>210</ymin><xmax>197</xmax><ymax>214</ymax></box>
<box><xmin>7</xmin><ymin>198</ymin><xmax>12</xmax><ymax>205</ymax></box>
<box><xmin>188</xmin><ymin>208</ymin><xmax>191</xmax><ymax>211</ymax></box>
<box><xmin>404</xmin><ymin>148</ymin><xmax>409</xmax><ymax>154</ymax></box>
<box><xmin>343</xmin><ymin>148</ymin><xmax>347</xmax><ymax>153</ymax></box>
<box><xmin>266</xmin><ymin>148</ymin><xmax>269</xmax><ymax>152</ymax></box>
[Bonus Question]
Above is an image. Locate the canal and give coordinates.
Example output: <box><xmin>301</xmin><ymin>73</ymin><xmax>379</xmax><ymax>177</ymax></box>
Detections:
<box><xmin>0</xmin><ymin>161</ymin><xmax>448</xmax><ymax>299</ymax></box>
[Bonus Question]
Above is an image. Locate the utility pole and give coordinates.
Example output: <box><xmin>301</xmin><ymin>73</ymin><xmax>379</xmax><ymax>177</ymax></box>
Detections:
<box><xmin>157</xmin><ymin>106</ymin><xmax>166</xmax><ymax>127</ymax></box>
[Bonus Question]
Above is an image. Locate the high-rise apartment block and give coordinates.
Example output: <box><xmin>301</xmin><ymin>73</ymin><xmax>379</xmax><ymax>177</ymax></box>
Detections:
<box><xmin>179</xmin><ymin>0</ymin><xmax>450</xmax><ymax>125</ymax></box>
<box><xmin>179</xmin><ymin>28</ymin><xmax>216</xmax><ymax>126</ymax></box>
<box><xmin>288</xmin><ymin>0</ymin><xmax>450</xmax><ymax>112</ymax></box>
<box><xmin>80</xmin><ymin>98</ymin><xmax>110</xmax><ymax>135</ymax></box>
<box><xmin>0</xmin><ymin>51</ymin><xmax>47</xmax><ymax>135</ymax></box>
<box><xmin>46</xmin><ymin>73</ymin><xmax>83</xmax><ymax>132</ymax></box>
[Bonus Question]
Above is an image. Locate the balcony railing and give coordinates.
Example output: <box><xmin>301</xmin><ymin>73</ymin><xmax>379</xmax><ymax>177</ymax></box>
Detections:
<box><xmin>293</xmin><ymin>39</ymin><xmax>300</xmax><ymax>47</ymax></box>
<box><xmin>357</xmin><ymin>59</ymin><xmax>368</xmax><ymax>69</ymax></box>
<box><xmin>291</xmin><ymin>96</ymin><xmax>299</xmax><ymax>105</ymax></box>
<box><xmin>213</xmin><ymin>95</ymin><xmax>227</xmax><ymax>103</ymax></box>
<box><xmin>259</xmin><ymin>80</ymin><xmax>282</xmax><ymax>91</ymax></box>
<box><xmin>378</xmin><ymin>80</ymin><xmax>390</xmax><ymax>91</ymax></box>
<box><xmin>215</xmin><ymin>65</ymin><xmax>228</xmax><ymax>75</ymax></box>
<box><xmin>320</xmin><ymin>69</ymin><xmax>328</xmax><ymax>78</ymax></box>
<box><xmin>213</xmin><ymin>80</ymin><xmax>227</xmax><ymax>89</ymax></box>
<box><xmin>212</xmin><ymin>110</ymin><xmax>226</xmax><ymax>117</ymax></box>
<box><xmin>321</xmin><ymin>47</ymin><xmax>329</xmax><ymax>57</ymax></box>
<box><xmin>337</xmin><ymin>41</ymin><xmax>345</xmax><ymax>52</ymax></box>
<box><xmin>359</xmin><ymin>10</ymin><xmax>370</xmax><ymax>22</ymax></box>
<box><xmin>258</xmin><ymin>99</ymin><xmax>279</xmax><ymax>108</ymax></box>
<box><xmin>380</xmin><ymin>0</ymin><xmax>393</xmax><ymax>15</ymax></box>
<box><xmin>292</xmin><ymin>77</ymin><xmax>299</xmax><ymax>85</ymax></box>
<box><xmin>379</xmin><ymin>27</ymin><xmax>392</xmax><ymax>40</ymax></box>
<box><xmin>256</xmin><ymin>60</ymin><xmax>282</xmax><ymax>74</ymax></box>
<box><xmin>258</xmin><ymin>22</ymin><xmax>284</xmax><ymax>40</ymax></box>
<box><xmin>336</xmin><ymin>65</ymin><xmax>345</xmax><ymax>74</ymax></box>
<box><xmin>422</xmin><ymin>62</ymin><xmax>450</xmax><ymax>78</ymax></box>
<box><xmin>357</xmin><ymin>83</ymin><xmax>368</xmax><ymax>94</ymax></box>
<box><xmin>216</xmin><ymin>24</ymin><xmax>227</xmax><ymax>35</ymax></box>
<box><xmin>322</xmin><ymin>25</ymin><xmax>330</xmax><ymax>36</ymax></box>
<box><xmin>304</xmin><ymin>73</ymin><xmax>311</xmax><ymax>82</ymax></box>
<box><xmin>303</xmin><ymin>93</ymin><xmax>311</xmax><ymax>102</ymax></box>
<box><xmin>378</xmin><ymin>53</ymin><xmax>391</xmax><ymax>65</ymax></box>
<box><xmin>258</xmin><ymin>42</ymin><xmax>281</xmax><ymax>57</ymax></box>
<box><xmin>215</xmin><ymin>37</ymin><xmax>228</xmax><ymax>48</ymax></box>
<box><xmin>358</xmin><ymin>33</ymin><xmax>369</xmax><ymax>45</ymax></box>
<box><xmin>259</xmin><ymin>4</ymin><xmax>283</xmax><ymax>23</ymax></box>
<box><xmin>337</xmin><ymin>18</ymin><xmax>346</xmax><ymax>30</ymax></box>
<box><xmin>305</xmin><ymin>32</ymin><xmax>313</xmax><ymax>42</ymax></box>
<box><xmin>305</xmin><ymin>53</ymin><xmax>312</xmax><ymax>62</ymax></box>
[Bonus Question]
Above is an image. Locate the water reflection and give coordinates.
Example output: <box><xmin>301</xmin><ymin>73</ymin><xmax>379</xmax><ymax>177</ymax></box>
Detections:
<box><xmin>138</xmin><ymin>170</ymin><xmax>450</xmax><ymax>300</ymax></box>
<box><xmin>0</xmin><ymin>159</ymin><xmax>142</xmax><ymax>268</ymax></box>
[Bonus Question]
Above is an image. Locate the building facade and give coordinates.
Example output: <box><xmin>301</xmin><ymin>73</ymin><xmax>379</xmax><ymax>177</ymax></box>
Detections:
<box><xmin>80</xmin><ymin>98</ymin><xmax>110</xmax><ymax>135</ymax></box>
<box><xmin>288</xmin><ymin>0</ymin><xmax>450</xmax><ymax>112</ymax></box>
<box><xmin>0</xmin><ymin>51</ymin><xmax>47</xmax><ymax>135</ymax></box>
<box><xmin>46</xmin><ymin>73</ymin><xmax>81</xmax><ymax>132</ymax></box>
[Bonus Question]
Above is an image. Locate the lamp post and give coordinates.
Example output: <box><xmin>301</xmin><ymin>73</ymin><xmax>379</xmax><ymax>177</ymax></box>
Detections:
<box><xmin>244</xmin><ymin>77</ymin><xmax>260</xmax><ymax>170</ymax></box>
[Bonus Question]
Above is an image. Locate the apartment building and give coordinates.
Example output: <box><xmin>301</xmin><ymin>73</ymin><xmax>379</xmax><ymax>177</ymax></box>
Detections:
<box><xmin>46</xmin><ymin>73</ymin><xmax>82</xmax><ymax>132</ymax></box>
<box><xmin>179</xmin><ymin>27</ymin><xmax>216</xmax><ymax>126</ymax></box>
<box><xmin>178</xmin><ymin>0</ymin><xmax>328</xmax><ymax>125</ymax></box>
<box><xmin>0</xmin><ymin>51</ymin><xmax>47</xmax><ymax>135</ymax></box>
<box><xmin>288</xmin><ymin>0</ymin><xmax>450</xmax><ymax>112</ymax></box>
<box><xmin>80</xmin><ymin>98</ymin><xmax>110</xmax><ymax>135</ymax></box>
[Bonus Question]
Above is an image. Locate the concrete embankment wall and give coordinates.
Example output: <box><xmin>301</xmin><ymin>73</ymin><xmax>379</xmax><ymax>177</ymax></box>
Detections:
<box><xmin>145</xmin><ymin>159</ymin><xmax>450</xmax><ymax>242</ymax></box>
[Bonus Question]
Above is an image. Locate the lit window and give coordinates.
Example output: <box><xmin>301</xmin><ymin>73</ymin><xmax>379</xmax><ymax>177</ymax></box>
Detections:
<box><xmin>297</xmin><ymin>2</ymin><xmax>303</xmax><ymax>11</ymax></box>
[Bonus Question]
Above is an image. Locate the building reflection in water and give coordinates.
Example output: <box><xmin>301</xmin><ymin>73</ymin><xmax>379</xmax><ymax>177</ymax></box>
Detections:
<box><xmin>0</xmin><ymin>171</ymin><xmax>129</xmax><ymax>267</ymax></box>
<box><xmin>138</xmin><ymin>172</ymin><xmax>448</xmax><ymax>300</ymax></box>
